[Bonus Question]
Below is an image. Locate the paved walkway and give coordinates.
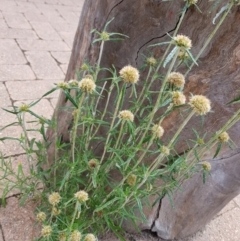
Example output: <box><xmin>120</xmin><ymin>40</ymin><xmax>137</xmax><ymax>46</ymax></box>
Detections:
<box><xmin>0</xmin><ymin>0</ymin><xmax>239</xmax><ymax>240</ymax></box>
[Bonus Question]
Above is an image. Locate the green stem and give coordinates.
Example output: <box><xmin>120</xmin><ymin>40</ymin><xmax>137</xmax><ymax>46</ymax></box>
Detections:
<box><xmin>69</xmin><ymin>202</ymin><xmax>79</xmax><ymax>232</ymax></box>
<box><xmin>71</xmin><ymin>93</ymin><xmax>86</xmax><ymax>163</ymax></box>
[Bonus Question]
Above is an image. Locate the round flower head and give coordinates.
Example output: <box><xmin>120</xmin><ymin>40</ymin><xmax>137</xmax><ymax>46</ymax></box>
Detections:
<box><xmin>202</xmin><ymin>161</ymin><xmax>211</xmax><ymax>171</ymax></box>
<box><xmin>79</xmin><ymin>78</ymin><xmax>96</xmax><ymax>94</ymax></box>
<box><xmin>59</xmin><ymin>233</ymin><xmax>67</xmax><ymax>241</ymax></box>
<box><xmin>152</xmin><ymin>124</ymin><xmax>164</xmax><ymax>138</ymax></box>
<box><xmin>48</xmin><ymin>192</ymin><xmax>61</xmax><ymax>206</ymax></box>
<box><xmin>41</xmin><ymin>225</ymin><xmax>52</xmax><ymax>237</ymax></box>
<box><xmin>52</xmin><ymin>207</ymin><xmax>61</xmax><ymax>216</ymax></box>
<box><xmin>187</xmin><ymin>0</ymin><xmax>198</xmax><ymax>5</ymax></box>
<box><xmin>189</xmin><ymin>95</ymin><xmax>211</xmax><ymax>115</ymax></box>
<box><xmin>160</xmin><ymin>146</ymin><xmax>170</xmax><ymax>156</ymax></box>
<box><xmin>57</xmin><ymin>82</ymin><xmax>69</xmax><ymax>89</ymax></box>
<box><xmin>74</xmin><ymin>190</ymin><xmax>89</xmax><ymax>203</ymax></box>
<box><xmin>178</xmin><ymin>50</ymin><xmax>189</xmax><ymax>61</ymax></box>
<box><xmin>84</xmin><ymin>234</ymin><xmax>96</xmax><ymax>241</ymax></box>
<box><xmin>146</xmin><ymin>57</ymin><xmax>157</xmax><ymax>66</ymax></box>
<box><xmin>126</xmin><ymin>174</ymin><xmax>137</xmax><ymax>186</ymax></box>
<box><xmin>19</xmin><ymin>103</ymin><xmax>29</xmax><ymax>112</ymax></box>
<box><xmin>36</xmin><ymin>212</ymin><xmax>46</xmax><ymax>222</ymax></box>
<box><xmin>69</xmin><ymin>79</ymin><xmax>78</xmax><ymax>87</ymax></box>
<box><xmin>70</xmin><ymin>230</ymin><xmax>82</xmax><ymax>241</ymax></box>
<box><xmin>100</xmin><ymin>31</ymin><xmax>110</xmax><ymax>41</ymax></box>
<box><xmin>118</xmin><ymin>110</ymin><xmax>134</xmax><ymax>122</ymax></box>
<box><xmin>167</xmin><ymin>72</ymin><xmax>185</xmax><ymax>88</ymax></box>
<box><xmin>88</xmin><ymin>159</ymin><xmax>98</xmax><ymax>169</ymax></box>
<box><xmin>173</xmin><ymin>34</ymin><xmax>192</xmax><ymax>49</ymax></box>
<box><xmin>172</xmin><ymin>91</ymin><xmax>186</xmax><ymax>106</ymax></box>
<box><xmin>119</xmin><ymin>65</ymin><xmax>140</xmax><ymax>84</ymax></box>
<box><xmin>218</xmin><ymin>131</ymin><xmax>229</xmax><ymax>143</ymax></box>
<box><xmin>81</xmin><ymin>63</ymin><xmax>89</xmax><ymax>71</ymax></box>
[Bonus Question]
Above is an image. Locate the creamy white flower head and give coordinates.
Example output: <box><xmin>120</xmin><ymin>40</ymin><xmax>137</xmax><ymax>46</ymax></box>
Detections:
<box><xmin>172</xmin><ymin>91</ymin><xmax>186</xmax><ymax>106</ymax></box>
<box><xmin>119</xmin><ymin>65</ymin><xmax>140</xmax><ymax>84</ymax></box>
<box><xmin>218</xmin><ymin>131</ymin><xmax>229</xmax><ymax>143</ymax></box>
<box><xmin>160</xmin><ymin>146</ymin><xmax>170</xmax><ymax>156</ymax></box>
<box><xmin>173</xmin><ymin>34</ymin><xmax>192</xmax><ymax>49</ymax></box>
<box><xmin>48</xmin><ymin>192</ymin><xmax>61</xmax><ymax>206</ymax></box>
<box><xmin>84</xmin><ymin>234</ymin><xmax>97</xmax><ymax>241</ymax></box>
<box><xmin>202</xmin><ymin>161</ymin><xmax>211</xmax><ymax>171</ymax></box>
<box><xmin>152</xmin><ymin>124</ymin><xmax>164</xmax><ymax>138</ymax></box>
<box><xmin>41</xmin><ymin>225</ymin><xmax>52</xmax><ymax>237</ymax></box>
<box><xmin>70</xmin><ymin>230</ymin><xmax>82</xmax><ymax>241</ymax></box>
<box><xmin>189</xmin><ymin>95</ymin><xmax>211</xmax><ymax>115</ymax></box>
<box><xmin>167</xmin><ymin>72</ymin><xmax>185</xmax><ymax>88</ymax></box>
<box><xmin>118</xmin><ymin>110</ymin><xmax>134</xmax><ymax>122</ymax></box>
<box><xmin>74</xmin><ymin>190</ymin><xmax>89</xmax><ymax>202</ymax></box>
<box><xmin>79</xmin><ymin>78</ymin><xmax>96</xmax><ymax>94</ymax></box>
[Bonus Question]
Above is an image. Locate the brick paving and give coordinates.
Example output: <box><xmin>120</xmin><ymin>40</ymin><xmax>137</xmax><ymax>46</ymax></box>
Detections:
<box><xmin>0</xmin><ymin>0</ymin><xmax>239</xmax><ymax>240</ymax></box>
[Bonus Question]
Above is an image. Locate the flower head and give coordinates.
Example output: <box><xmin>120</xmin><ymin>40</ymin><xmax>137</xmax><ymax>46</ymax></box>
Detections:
<box><xmin>146</xmin><ymin>57</ymin><xmax>157</xmax><ymax>66</ymax></box>
<box><xmin>178</xmin><ymin>50</ymin><xmax>189</xmax><ymax>61</ymax></box>
<box><xmin>152</xmin><ymin>124</ymin><xmax>164</xmax><ymax>138</ymax></box>
<box><xmin>118</xmin><ymin>110</ymin><xmax>134</xmax><ymax>122</ymax></box>
<box><xmin>41</xmin><ymin>225</ymin><xmax>52</xmax><ymax>237</ymax></box>
<box><xmin>70</xmin><ymin>230</ymin><xmax>82</xmax><ymax>241</ymax></box>
<box><xmin>160</xmin><ymin>146</ymin><xmax>170</xmax><ymax>156</ymax></box>
<box><xmin>88</xmin><ymin>159</ymin><xmax>98</xmax><ymax>169</ymax></box>
<box><xmin>173</xmin><ymin>34</ymin><xmax>192</xmax><ymax>49</ymax></box>
<box><xmin>187</xmin><ymin>0</ymin><xmax>198</xmax><ymax>5</ymax></box>
<box><xmin>19</xmin><ymin>103</ymin><xmax>29</xmax><ymax>112</ymax></box>
<box><xmin>119</xmin><ymin>65</ymin><xmax>139</xmax><ymax>84</ymax></box>
<box><xmin>202</xmin><ymin>161</ymin><xmax>211</xmax><ymax>171</ymax></box>
<box><xmin>59</xmin><ymin>233</ymin><xmax>67</xmax><ymax>241</ymax></box>
<box><xmin>69</xmin><ymin>79</ymin><xmax>79</xmax><ymax>87</ymax></box>
<box><xmin>52</xmin><ymin>207</ymin><xmax>61</xmax><ymax>216</ymax></box>
<box><xmin>172</xmin><ymin>91</ymin><xmax>186</xmax><ymax>106</ymax></box>
<box><xmin>189</xmin><ymin>95</ymin><xmax>211</xmax><ymax>115</ymax></box>
<box><xmin>100</xmin><ymin>31</ymin><xmax>110</xmax><ymax>41</ymax></box>
<box><xmin>167</xmin><ymin>72</ymin><xmax>185</xmax><ymax>88</ymax></box>
<box><xmin>84</xmin><ymin>234</ymin><xmax>96</xmax><ymax>241</ymax></box>
<box><xmin>79</xmin><ymin>78</ymin><xmax>96</xmax><ymax>94</ymax></box>
<box><xmin>126</xmin><ymin>174</ymin><xmax>137</xmax><ymax>186</ymax></box>
<box><xmin>36</xmin><ymin>212</ymin><xmax>46</xmax><ymax>222</ymax></box>
<box><xmin>74</xmin><ymin>190</ymin><xmax>89</xmax><ymax>203</ymax></box>
<box><xmin>48</xmin><ymin>192</ymin><xmax>61</xmax><ymax>206</ymax></box>
<box><xmin>218</xmin><ymin>131</ymin><xmax>229</xmax><ymax>143</ymax></box>
<box><xmin>57</xmin><ymin>82</ymin><xmax>69</xmax><ymax>90</ymax></box>
<box><xmin>81</xmin><ymin>63</ymin><xmax>89</xmax><ymax>71</ymax></box>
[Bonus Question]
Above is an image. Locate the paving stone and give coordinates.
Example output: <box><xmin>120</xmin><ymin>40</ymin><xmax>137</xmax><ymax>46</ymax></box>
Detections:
<box><xmin>0</xmin><ymin>1</ymin><xmax>17</xmax><ymax>12</ymax></box>
<box><xmin>180</xmin><ymin>207</ymin><xmax>240</xmax><ymax>241</ymax></box>
<box><xmin>57</xmin><ymin>9</ymin><xmax>79</xmax><ymax>24</ymax></box>
<box><xmin>0</xmin><ymin>39</ymin><xmax>27</xmax><ymax>64</ymax></box>
<box><xmin>58</xmin><ymin>0</ymin><xmax>76</xmax><ymax>6</ymax></box>
<box><xmin>0</xmin><ymin>82</ymin><xmax>17</xmax><ymax>126</ymax></box>
<box><xmin>60</xmin><ymin>64</ymin><xmax>68</xmax><ymax>74</ymax></box>
<box><xmin>0</xmin><ymin>65</ymin><xmax>36</xmax><ymax>81</ymax></box>
<box><xmin>0</xmin><ymin>28</ymin><xmax>38</xmax><ymax>39</ymax></box>
<box><xmin>17</xmin><ymin>39</ymin><xmax>70</xmax><ymax>51</ymax></box>
<box><xmin>2</xmin><ymin>12</ymin><xmax>32</xmax><ymax>29</ymax></box>
<box><xmin>0</xmin><ymin>126</ymin><xmax>24</xmax><ymax>156</ymax></box>
<box><xmin>14</xmin><ymin>1</ymin><xmax>39</xmax><ymax>13</ymax></box>
<box><xmin>44</xmin><ymin>0</ymin><xmax>61</xmax><ymax>4</ymax></box>
<box><xmin>51</xmin><ymin>51</ymin><xmax>71</xmax><ymax>64</ymax></box>
<box><xmin>0</xmin><ymin>11</ymin><xmax>3</xmax><ymax>18</ymax></box>
<box><xmin>217</xmin><ymin>199</ymin><xmax>236</xmax><ymax>216</ymax></box>
<box><xmin>0</xmin><ymin>197</ymin><xmax>40</xmax><ymax>241</ymax></box>
<box><xmin>26</xmin><ymin>51</ymin><xmax>65</xmax><ymax>79</ymax></box>
<box><xmin>51</xmin><ymin>21</ymin><xmax>78</xmax><ymax>32</ymax></box>
<box><xmin>23</xmin><ymin>11</ymin><xmax>48</xmax><ymax>22</ymax></box>
<box><xmin>58</xmin><ymin>31</ymin><xmax>75</xmax><ymax>48</ymax></box>
<box><xmin>50</xmin><ymin>98</ymin><xmax>58</xmax><ymax>108</ymax></box>
<box><xmin>6</xmin><ymin>80</ymin><xmax>60</xmax><ymax>101</ymax></box>
<box><xmin>30</xmin><ymin>21</ymin><xmax>62</xmax><ymax>40</ymax></box>
<box><xmin>234</xmin><ymin>194</ymin><xmax>240</xmax><ymax>208</ymax></box>
<box><xmin>0</xmin><ymin>18</ymin><xmax>7</xmax><ymax>28</ymax></box>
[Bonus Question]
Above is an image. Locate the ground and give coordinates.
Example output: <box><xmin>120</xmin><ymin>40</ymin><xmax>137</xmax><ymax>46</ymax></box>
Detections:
<box><xmin>0</xmin><ymin>0</ymin><xmax>239</xmax><ymax>240</ymax></box>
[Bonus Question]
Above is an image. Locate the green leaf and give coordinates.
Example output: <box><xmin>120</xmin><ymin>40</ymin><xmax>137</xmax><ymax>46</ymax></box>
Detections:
<box><xmin>1</xmin><ymin>108</ymin><xmax>18</xmax><ymax>115</ymax></box>
<box><xmin>213</xmin><ymin>142</ymin><xmax>222</xmax><ymax>158</ymax></box>
<box><xmin>94</xmin><ymin>197</ymin><xmax>120</xmax><ymax>212</ymax></box>
<box><xmin>0</xmin><ymin>122</ymin><xmax>19</xmax><ymax>131</ymax></box>
<box><xmin>63</xmin><ymin>90</ymin><xmax>78</xmax><ymax>108</ymax></box>
<box><xmin>163</xmin><ymin>46</ymin><xmax>178</xmax><ymax>68</ymax></box>
<box><xmin>186</xmin><ymin>49</ymin><xmax>198</xmax><ymax>66</ymax></box>
<box><xmin>227</xmin><ymin>94</ymin><xmax>240</xmax><ymax>104</ymax></box>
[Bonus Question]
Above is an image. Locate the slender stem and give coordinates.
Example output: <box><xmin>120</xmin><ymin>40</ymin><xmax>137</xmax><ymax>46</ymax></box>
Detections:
<box><xmin>184</xmin><ymin>2</ymin><xmax>234</xmax><ymax>77</ymax></box>
<box><xmin>69</xmin><ymin>202</ymin><xmax>79</xmax><ymax>231</ymax></box>
<box><xmin>71</xmin><ymin>93</ymin><xmax>86</xmax><ymax>163</ymax></box>
<box><xmin>99</xmin><ymin>85</ymin><xmax>125</xmax><ymax>164</ymax></box>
